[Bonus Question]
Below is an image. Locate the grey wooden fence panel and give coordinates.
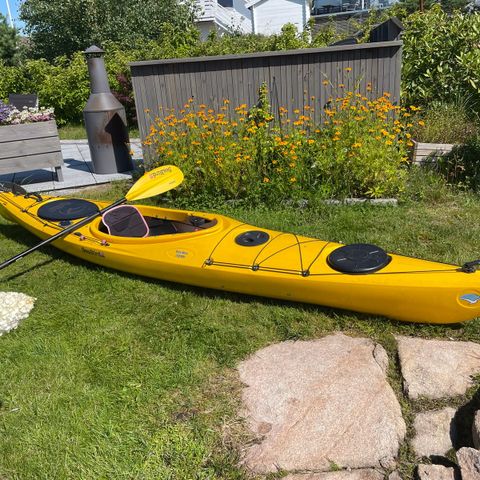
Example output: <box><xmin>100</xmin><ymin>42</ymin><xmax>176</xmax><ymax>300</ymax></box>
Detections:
<box><xmin>130</xmin><ymin>41</ymin><xmax>402</xmax><ymax>140</ymax></box>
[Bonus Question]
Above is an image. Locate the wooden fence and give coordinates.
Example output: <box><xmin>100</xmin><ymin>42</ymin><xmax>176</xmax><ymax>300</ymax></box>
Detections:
<box><xmin>130</xmin><ymin>41</ymin><xmax>402</xmax><ymax>140</ymax></box>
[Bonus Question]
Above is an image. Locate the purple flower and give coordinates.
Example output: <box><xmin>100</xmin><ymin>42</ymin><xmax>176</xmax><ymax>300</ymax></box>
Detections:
<box><xmin>0</xmin><ymin>101</ymin><xmax>14</xmax><ymax>125</ymax></box>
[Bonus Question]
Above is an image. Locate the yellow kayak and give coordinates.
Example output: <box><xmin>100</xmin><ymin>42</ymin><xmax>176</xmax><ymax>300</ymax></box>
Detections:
<box><xmin>1</xmin><ymin>190</ymin><xmax>480</xmax><ymax>325</ymax></box>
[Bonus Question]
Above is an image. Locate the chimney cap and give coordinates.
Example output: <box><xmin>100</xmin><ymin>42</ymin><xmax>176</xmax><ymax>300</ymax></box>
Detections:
<box><xmin>84</xmin><ymin>45</ymin><xmax>105</xmax><ymax>56</ymax></box>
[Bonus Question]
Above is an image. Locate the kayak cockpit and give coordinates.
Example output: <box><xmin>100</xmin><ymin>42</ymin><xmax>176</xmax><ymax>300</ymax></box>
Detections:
<box><xmin>88</xmin><ymin>204</ymin><xmax>222</xmax><ymax>244</ymax></box>
<box><xmin>98</xmin><ymin>210</ymin><xmax>218</xmax><ymax>237</ymax></box>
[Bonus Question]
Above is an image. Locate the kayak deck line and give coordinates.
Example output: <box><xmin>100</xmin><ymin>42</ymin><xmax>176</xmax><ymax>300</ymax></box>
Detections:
<box><xmin>203</xmin><ymin>259</ymin><xmax>461</xmax><ymax>276</ymax></box>
<box><xmin>1</xmin><ymin>191</ymin><xmax>480</xmax><ymax>324</ymax></box>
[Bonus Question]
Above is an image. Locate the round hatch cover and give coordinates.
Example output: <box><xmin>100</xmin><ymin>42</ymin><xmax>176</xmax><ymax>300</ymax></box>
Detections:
<box><xmin>235</xmin><ymin>230</ymin><xmax>270</xmax><ymax>247</ymax></box>
<box><xmin>327</xmin><ymin>243</ymin><xmax>391</xmax><ymax>274</ymax></box>
<box><xmin>38</xmin><ymin>199</ymin><xmax>99</xmax><ymax>221</ymax></box>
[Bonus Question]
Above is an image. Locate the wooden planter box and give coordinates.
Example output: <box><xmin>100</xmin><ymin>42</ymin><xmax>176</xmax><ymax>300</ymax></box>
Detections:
<box><xmin>0</xmin><ymin>120</ymin><xmax>64</xmax><ymax>181</ymax></box>
<box><xmin>412</xmin><ymin>141</ymin><xmax>455</xmax><ymax>165</ymax></box>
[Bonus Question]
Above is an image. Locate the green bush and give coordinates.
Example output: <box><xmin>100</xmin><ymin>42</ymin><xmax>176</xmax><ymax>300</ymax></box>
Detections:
<box><xmin>435</xmin><ymin>135</ymin><xmax>480</xmax><ymax>191</ymax></box>
<box><xmin>402</xmin><ymin>6</ymin><xmax>480</xmax><ymax>109</ymax></box>
<box><xmin>410</xmin><ymin>99</ymin><xmax>480</xmax><ymax>144</ymax></box>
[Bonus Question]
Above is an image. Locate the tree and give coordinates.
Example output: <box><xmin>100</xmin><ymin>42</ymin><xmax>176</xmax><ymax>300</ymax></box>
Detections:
<box><xmin>0</xmin><ymin>13</ymin><xmax>20</xmax><ymax>65</ymax></box>
<box><xmin>20</xmin><ymin>0</ymin><xmax>198</xmax><ymax>60</ymax></box>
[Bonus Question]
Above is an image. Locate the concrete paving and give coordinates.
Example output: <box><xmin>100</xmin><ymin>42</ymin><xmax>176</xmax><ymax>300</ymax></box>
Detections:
<box><xmin>0</xmin><ymin>139</ymin><xmax>144</xmax><ymax>193</ymax></box>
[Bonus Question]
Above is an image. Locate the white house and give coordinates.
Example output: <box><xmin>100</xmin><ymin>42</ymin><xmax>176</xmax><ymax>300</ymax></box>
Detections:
<box><xmin>246</xmin><ymin>0</ymin><xmax>310</xmax><ymax>35</ymax></box>
<box><xmin>196</xmin><ymin>0</ymin><xmax>252</xmax><ymax>40</ymax></box>
<box><xmin>195</xmin><ymin>0</ymin><xmax>310</xmax><ymax>39</ymax></box>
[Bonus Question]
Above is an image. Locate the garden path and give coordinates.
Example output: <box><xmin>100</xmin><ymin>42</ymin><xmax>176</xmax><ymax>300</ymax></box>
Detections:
<box><xmin>0</xmin><ymin>139</ymin><xmax>143</xmax><ymax>193</ymax></box>
<box><xmin>239</xmin><ymin>334</ymin><xmax>480</xmax><ymax>479</ymax></box>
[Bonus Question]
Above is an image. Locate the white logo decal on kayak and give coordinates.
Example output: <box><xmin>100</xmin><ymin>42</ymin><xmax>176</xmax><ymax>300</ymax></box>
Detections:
<box><xmin>176</xmin><ymin>250</ymin><xmax>188</xmax><ymax>259</ymax></box>
<box><xmin>460</xmin><ymin>293</ymin><xmax>480</xmax><ymax>304</ymax></box>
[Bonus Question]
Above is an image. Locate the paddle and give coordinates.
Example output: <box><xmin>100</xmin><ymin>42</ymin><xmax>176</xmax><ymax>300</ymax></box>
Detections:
<box><xmin>0</xmin><ymin>165</ymin><xmax>184</xmax><ymax>271</ymax></box>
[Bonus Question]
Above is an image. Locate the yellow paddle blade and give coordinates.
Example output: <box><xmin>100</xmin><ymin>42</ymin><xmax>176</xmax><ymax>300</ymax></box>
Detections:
<box><xmin>125</xmin><ymin>165</ymin><xmax>184</xmax><ymax>201</ymax></box>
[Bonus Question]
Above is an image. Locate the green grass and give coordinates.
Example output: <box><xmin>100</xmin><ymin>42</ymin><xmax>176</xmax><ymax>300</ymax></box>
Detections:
<box><xmin>1</xmin><ymin>183</ymin><xmax>480</xmax><ymax>479</ymax></box>
<box><xmin>58</xmin><ymin>124</ymin><xmax>140</xmax><ymax>140</ymax></box>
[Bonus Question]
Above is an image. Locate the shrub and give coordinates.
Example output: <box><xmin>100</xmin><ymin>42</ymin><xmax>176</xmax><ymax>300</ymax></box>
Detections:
<box><xmin>402</xmin><ymin>6</ymin><xmax>480</xmax><ymax>109</ymax></box>
<box><xmin>143</xmin><ymin>85</ymin><xmax>413</xmax><ymax>203</ymax></box>
<box><xmin>410</xmin><ymin>99</ymin><xmax>480</xmax><ymax>144</ymax></box>
<box><xmin>435</xmin><ymin>135</ymin><xmax>480</xmax><ymax>192</ymax></box>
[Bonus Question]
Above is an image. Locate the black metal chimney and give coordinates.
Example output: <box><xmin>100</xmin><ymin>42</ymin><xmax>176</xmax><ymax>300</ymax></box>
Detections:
<box><xmin>83</xmin><ymin>45</ymin><xmax>133</xmax><ymax>174</ymax></box>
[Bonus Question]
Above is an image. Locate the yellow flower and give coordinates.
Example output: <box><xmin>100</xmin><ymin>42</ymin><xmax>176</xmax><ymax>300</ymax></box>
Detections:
<box><xmin>307</xmin><ymin>139</ymin><xmax>315</xmax><ymax>145</ymax></box>
<box><xmin>196</xmin><ymin>160</ymin><xmax>202</xmax><ymax>165</ymax></box>
<box><xmin>263</xmin><ymin>177</ymin><xmax>270</xmax><ymax>183</ymax></box>
<box><xmin>180</xmin><ymin>154</ymin><xmax>187</xmax><ymax>159</ymax></box>
<box><xmin>418</xmin><ymin>120</ymin><xmax>425</xmax><ymax>126</ymax></box>
<box><xmin>290</xmin><ymin>176</ymin><xmax>297</xmax><ymax>183</ymax></box>
<box><xmin>352</xmin><ymin>142</ymin><xmax>362</xmax><ymax>148</ymax></box>
<box><xmin>322</xmin><ymin>80</ymin><xmax>329</xmax><ymax>85</ymax></box>
<box><xmin>345</xmin><ymin>67</ymin><xmax>352</xmax><ymax>72</ymax></box>
<box><xmin>385</xmin><ymin>140</ymin><xmax>393</xmax><ymax>145</ymax></box>
<box><xmin>293</xmin><ymin>109</ymin><xmax>300</xmax><ymax>114</ymax></box>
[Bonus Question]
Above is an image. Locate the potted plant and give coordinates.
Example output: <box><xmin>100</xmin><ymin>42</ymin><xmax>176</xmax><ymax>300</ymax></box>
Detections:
<box><xmin>0</xmin><ymin>100</ymin><xmax>64</xmax><ymax>182</ymax></box>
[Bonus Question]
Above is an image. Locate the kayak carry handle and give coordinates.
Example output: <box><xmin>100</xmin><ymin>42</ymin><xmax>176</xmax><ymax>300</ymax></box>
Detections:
<box><xmin>461</xmin><ymin>260</ymin><xmax>480</xmax><ymax>273</ymax></box>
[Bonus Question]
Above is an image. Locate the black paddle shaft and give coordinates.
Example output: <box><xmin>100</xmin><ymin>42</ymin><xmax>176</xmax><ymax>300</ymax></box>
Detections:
<box><xmin>0</xmin><ymin>198</ymin><xmax>126</xmax><ymax>271</ymax></box>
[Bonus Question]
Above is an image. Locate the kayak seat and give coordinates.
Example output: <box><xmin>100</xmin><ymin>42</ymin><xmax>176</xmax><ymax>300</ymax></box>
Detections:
<box><xmin>102</xmin><ymin>205</ymin><xmax>149</xmax><ymax>237</ymax></box>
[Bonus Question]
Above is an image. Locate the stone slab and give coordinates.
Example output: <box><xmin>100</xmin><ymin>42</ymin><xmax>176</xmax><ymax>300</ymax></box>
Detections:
<box><xmin>388</xmin><ymin>472</ymin><xmax>402</xmax><ymax>480</ymax></box>
<box><xmin>396</xmin><ymin>336</ymin><xmax>480</xmax><ymax>399</ymax></box>
<box><xmin>457</xmin><ymin>447</ymin><xmax>480</xmax><ymax>480</ymax></box>
<box><xmin>238</xmin><ymin>334</ymin><xmax>406</xmax><ymax>473</ymax></box>
<box><xmin>417</xmin><ymin>464</ymin><xmax>456</xmax><ymax>480</ymax></box>
<box><xmin>284</xmin><ymin>470</ymin><xmax>384</xmax><ymax>479</ymax></box>
<box><xmin>412</xmin><ymin>408</ymin><xmax>457</xmax><ymax>457</ymax></box>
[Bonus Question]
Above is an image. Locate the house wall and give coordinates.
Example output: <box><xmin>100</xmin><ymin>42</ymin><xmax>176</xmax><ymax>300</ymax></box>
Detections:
<box><xmin>251</xmin><ymin>0</ymin><xmax>310</xmax><ymax>35</ymax></box>
<box><xmin>232</xmin><ymin>0</ymin><xmax>251</xmax><ymax>17</ymax></box>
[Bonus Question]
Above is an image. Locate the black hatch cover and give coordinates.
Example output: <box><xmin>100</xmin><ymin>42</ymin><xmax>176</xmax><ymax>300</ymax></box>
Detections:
<box><xmin>327</xmin><ymin>243</ymin><xmax>391</xmax><ymax>274</ymax></box>
<box><xmin>38</xmin><ymin>199</ymin><xmax>99</xmax><ymax>221</ymax></box>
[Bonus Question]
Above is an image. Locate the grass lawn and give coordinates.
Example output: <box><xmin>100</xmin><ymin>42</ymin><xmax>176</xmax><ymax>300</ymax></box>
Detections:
<box><xmin>1</xmin><ymin>182</ymin><xmax>480</xmax><ymax>479</ymax></box>
<box><xmin>58</xmin><ymin>124</ymin><xmax>140</xmax><ymax>140</ymax></box>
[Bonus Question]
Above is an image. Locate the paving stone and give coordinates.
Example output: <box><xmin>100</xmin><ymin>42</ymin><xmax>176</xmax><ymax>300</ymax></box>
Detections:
<box><xmin>396</xmin><ymin>336</ymin><xmax>480</xmax><ymax>399</ymax></box>
<box><xmin>457</xmin><ymin>447</ymin><xmax>480</xmax><ymax>480</ymax></box>
<box><xmin>416</xmin><ymin>464</ymin><xmax>456</xmax><ymax>480</ymax></box>
<box><xmin>473</xmin><ymin>410</ymin><xmax>480</xmax><ymax>449</ymax></box>
<box><xmin>238</xmin><ymin>333</ymin><xmax>406</xmax><ymax>473</ymax></box>
<box><xmin>388</xmin><ymin>472</ymin><xmax>402</xmax><ymax>480</ymax></box>
<box><xmin>412</xmin><ymin>408</ymin><xmax>457</xmax><ymax>457</ymax></box>
<box><xmin>284</xmin><ymin>470</ymin><xmax>384</xmax><ymax>480</ymax></box>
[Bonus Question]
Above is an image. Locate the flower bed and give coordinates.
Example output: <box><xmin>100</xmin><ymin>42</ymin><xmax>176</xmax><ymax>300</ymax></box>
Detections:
<box><xmin>0</xmin><ymin>101</ymin><xmax>63</xmax><ymax>182</ymax></box>
<box><xmin>143</xmin><ymin>86</ymin><xmax>416</xmax><ymax>203</ymax></box>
